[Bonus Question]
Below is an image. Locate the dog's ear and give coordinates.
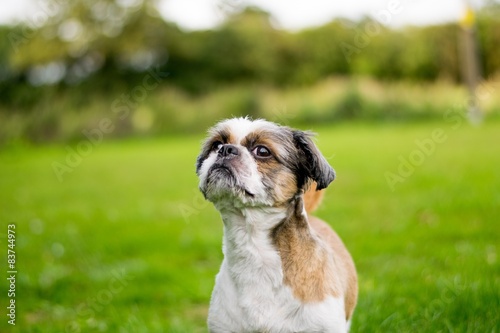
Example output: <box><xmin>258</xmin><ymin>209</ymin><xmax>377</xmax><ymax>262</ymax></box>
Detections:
<box><xmin>293</xmin><ymin>130</ymin><xmax>335</xmax><ymax>191</ymax></box>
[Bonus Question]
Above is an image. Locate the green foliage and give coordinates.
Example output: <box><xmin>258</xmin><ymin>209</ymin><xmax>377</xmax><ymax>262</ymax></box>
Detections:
<box><xmin>1</xmin><ymin>1</ymin><xmax>500</xmax><ymax>144</ymax></box>
<box><xmin>0</xmin><ymin>121</ymin><xmax>499</xmax><ymax>331</ymax></box>
<box><xmin>477</xmin><ymin>3</ymin><xmax>500</xmax><ymax>78</ymax></box>
<box><xmin>2</xmin><ymin>2</ymin><xmax>500</xmax><ymax>92</ymax></box>
<box><xmin>2</xmin><ymin>77</ymin><xmax>499</xmax><ymax>144</ymax></box>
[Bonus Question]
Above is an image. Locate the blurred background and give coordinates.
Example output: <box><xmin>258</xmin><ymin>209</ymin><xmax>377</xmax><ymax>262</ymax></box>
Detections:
<box><xmin>0</xmin><ymin>0</ymin><xmax>499</xmax><ymax>332</ymax></box>
<box><xmin>0</xmin><ymin>0</ymin><xmax>499</xmax><ymax>141</ymax></box>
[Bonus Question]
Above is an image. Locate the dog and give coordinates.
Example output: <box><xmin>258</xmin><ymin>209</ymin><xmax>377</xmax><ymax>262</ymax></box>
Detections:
<box><xmin>196</xmin><ymin>117</ymin><xmax>358</xmax><ymax>333</ymax></box>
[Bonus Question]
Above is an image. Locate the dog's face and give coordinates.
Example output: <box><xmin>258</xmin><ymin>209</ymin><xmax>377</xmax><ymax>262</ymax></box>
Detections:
<box><xmin>196</xmin><ymin>118</ymin><xmax>335</xmax><ymax>209</ymax></box>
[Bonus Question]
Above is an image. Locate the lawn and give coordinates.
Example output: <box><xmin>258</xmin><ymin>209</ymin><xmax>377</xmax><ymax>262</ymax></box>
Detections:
<box><xmin>0</xmin><ymin>119</ymin><xmax>499</xmax><ymax>332</ymax></box>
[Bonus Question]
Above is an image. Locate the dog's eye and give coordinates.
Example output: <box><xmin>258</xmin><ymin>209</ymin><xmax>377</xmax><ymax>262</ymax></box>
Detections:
<box><xmin>211</xmin><ymin>141</ymin><xmax>223</xmax><ymax>152</ymax></box>
<box><xmin>252</xmin><ymin>146</ymin><xmax>271</xmax><ymax>158</ymax></box>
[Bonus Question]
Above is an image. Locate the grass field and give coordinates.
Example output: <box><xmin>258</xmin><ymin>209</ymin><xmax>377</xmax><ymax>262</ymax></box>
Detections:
<box><xmin>0</xmin><ymin>119</ymin><xmax>499</xmax><ymax>332</ymax></box>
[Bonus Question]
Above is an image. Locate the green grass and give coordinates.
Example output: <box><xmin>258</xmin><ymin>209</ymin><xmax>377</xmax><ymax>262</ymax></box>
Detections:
<box><xmin>0</xmin><ymin>120</ymin><xmax>499</xmax><ymax>332</ymax></box>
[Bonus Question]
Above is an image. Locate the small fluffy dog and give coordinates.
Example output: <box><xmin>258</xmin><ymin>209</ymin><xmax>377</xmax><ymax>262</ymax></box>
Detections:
<box><xmin>196</xmin><ymin>117</ymin><xmax>357</xmax><ymax>333</ymax></box>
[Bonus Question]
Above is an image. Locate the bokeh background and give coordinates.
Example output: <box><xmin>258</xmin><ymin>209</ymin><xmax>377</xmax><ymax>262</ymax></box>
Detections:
<box><xmin>0</xmin><ymin>0</ymin><xmax>499</xmax><ymax>332</ymax></box>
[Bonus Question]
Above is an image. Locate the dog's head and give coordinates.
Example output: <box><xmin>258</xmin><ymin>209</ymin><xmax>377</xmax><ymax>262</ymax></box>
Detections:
<box><xmin>196</xmin><ymin>118</ymin><xmax>335</xmax><ymax>209</ymax></box>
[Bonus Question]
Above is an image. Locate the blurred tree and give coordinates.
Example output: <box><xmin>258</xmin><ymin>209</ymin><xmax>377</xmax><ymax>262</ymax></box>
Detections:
<box><xmin>477</xmin><ymin>1</ymin><xmax>500</xmax><ymax>78</ymax></box>
<box><xmin>9</xmin><ymin>0</ymin><xmax>173</xmax><ymax>86</ymax></box>
<box><xmin>0</xmin><ymin>1</ymin><xmax>499</xmax><ymax>100</ymax></box>
<box><xmin>294</xmin><ymin>20</ymin><xmax>352</xmax><ymax>84</ymax></box>
<box><xmin>348</xmin><ymin>19</ymin><xmax>405</xmax><ymax>79</ymax></box>
<box><xmin>201</xmin><ymin>7</ymin><xmax>286</xmax><ymax>84</ymax></box>
<box><xmin>398</xmin><ymin>24</ymin><xmax>460</xmax><ymax>81</ymax></box>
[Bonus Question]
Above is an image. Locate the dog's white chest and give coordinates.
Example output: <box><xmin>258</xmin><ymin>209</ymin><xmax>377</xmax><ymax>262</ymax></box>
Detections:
<box><xmin>208</xmin><ymin>261</ymin><xmax>346</xmax><ymax>333</ymax></box>
<box><xmin>207</xmin><ymin>216</ymin><xmax>347</xmax><ymax>333</ymax></box>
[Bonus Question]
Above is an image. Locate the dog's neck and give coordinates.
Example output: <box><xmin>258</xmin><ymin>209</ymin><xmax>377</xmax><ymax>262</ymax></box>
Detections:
<box><xmin>216</xmin><ymin>197</ymin><xmax>339</xmax><ymax>303</ymax></box>
<box><xmin>216</xmin><ymin>198</ymin><xmax>311</xmax><ymax>282</ymax></box>
<box><xmin>216</xmin><ymin>203</ymin><xmax>287</xmax><ymax>287</ymax></box>
<box><xmin>219</xmin><ymin>205</ymin><xmax>289</xmax><ymax>266</ymax></box>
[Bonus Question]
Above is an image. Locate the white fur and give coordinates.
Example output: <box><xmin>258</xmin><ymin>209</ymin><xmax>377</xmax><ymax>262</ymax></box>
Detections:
<box><xmin>208</xmin><ymin>207</ymin><xmax>347</xmax><ymax>333</ymax></box>
<box><xmin>215</xmin><ymin>117</ymin><xmax>276</xmax><ymax>144</ymax></box>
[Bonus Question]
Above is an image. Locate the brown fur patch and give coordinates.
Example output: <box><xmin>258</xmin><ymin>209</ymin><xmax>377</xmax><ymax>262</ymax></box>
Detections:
<box><xmin>212</xmin><ymin>127</ymin><xmax>235</xmax><ymax>145</ymax></box>
<box><xmin>240</xmin><ymin>130</ymin><xmax>282</xmax><ymax>152</ymax></box>
<box><xmin>242</xmin><ymin>129</ymin><xmax>300</xmax><ymax>205</ymax></box>
<box><xmin>271</xmin><ymin>198</ymin><xmax>342</xmax><ymax>303</ymax></box>
<box><xmin>308</xmin><ymin>215</ymin><xmax>358</xmax><ymax>320</ymax></box>
<box><xmin>256</xmin><ymin>161</ymin><xmax>297</xmax><ymax>205</ymax></box>
<box><xmin>270</xmin><ymin>169</ymin><xmax>297</xmax><ymax>205</ymax></box>
<box><xmin>303</xmin><ymin>182</ymin><xmax>325</xmax><ymax>213</ymax></box>
<box><xmin>272</xmin><ymin>198</ymin><xmax>358</xmax><ymax>320</ymax></box>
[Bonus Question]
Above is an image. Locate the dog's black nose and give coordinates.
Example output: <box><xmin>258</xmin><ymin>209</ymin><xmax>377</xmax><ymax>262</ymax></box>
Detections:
<box><xmin>218</xmin><ymin>144</ymin><xmax>239</xmax><ymax>157</ymax></box>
